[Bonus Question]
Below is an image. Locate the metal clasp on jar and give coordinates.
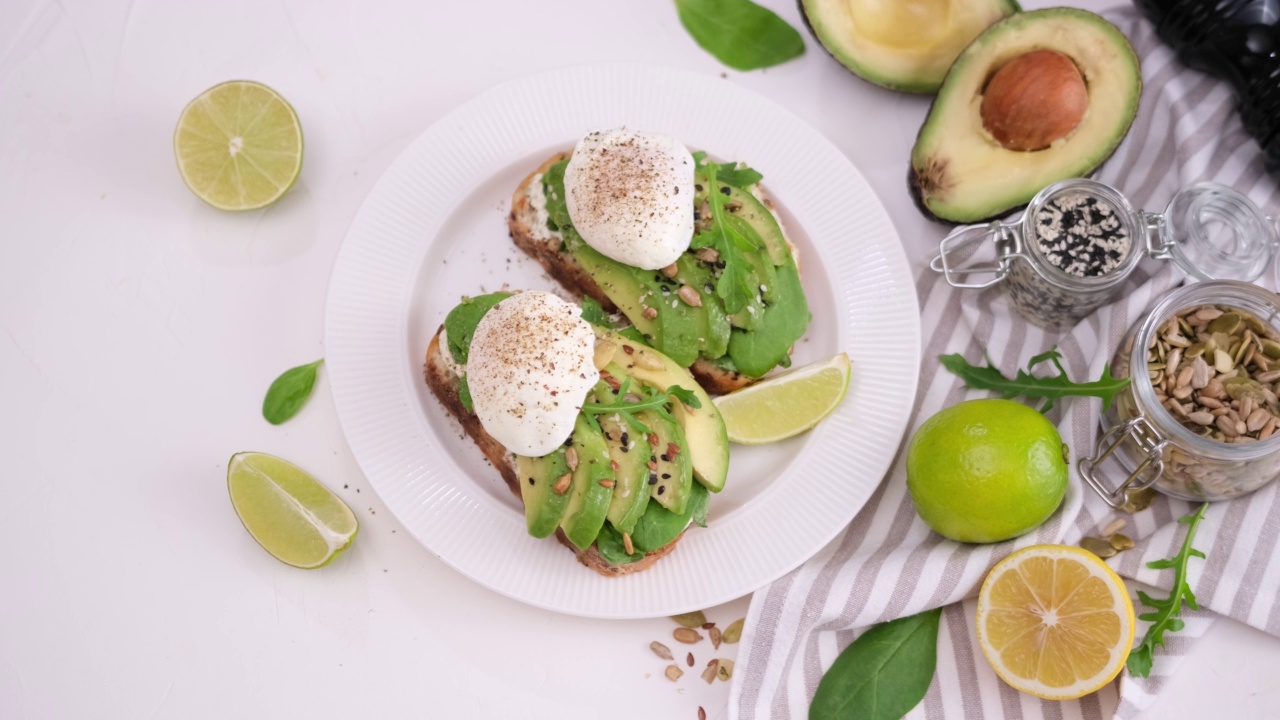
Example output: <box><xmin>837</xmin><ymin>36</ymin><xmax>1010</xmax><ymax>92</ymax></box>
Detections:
<box><xmin>929</xmin><ymin>220</ymin><xmax>1024</xmax><ymax>289</ymax></box>
<box><xmin>1079</xmin><ymin>415</ymin><xmax>1170</xmax><ymax>508</ymax></box>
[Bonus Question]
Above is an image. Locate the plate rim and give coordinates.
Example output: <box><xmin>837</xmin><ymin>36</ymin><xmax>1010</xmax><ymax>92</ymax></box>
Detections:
<box><xmin>324</xmin><ymin>62</ymin><xmax>921</xmax><ymax>618</ymax></box>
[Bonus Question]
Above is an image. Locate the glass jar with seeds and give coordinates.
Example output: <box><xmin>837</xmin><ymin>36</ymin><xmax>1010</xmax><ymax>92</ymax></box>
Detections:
<box><xmin>932</xmin><ymin>179</ymin><xmax>1280</xmax><ymax>330</ymax></box>
<box><xmin>1081</xmin><ymin>281</ymin><xmax>1280</xmax><ymax>506</ymax></box>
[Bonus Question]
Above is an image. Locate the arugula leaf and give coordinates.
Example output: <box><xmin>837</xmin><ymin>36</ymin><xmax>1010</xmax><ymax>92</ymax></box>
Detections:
<box><xmin>690</xmin><ymin>152</ymin><xmax>764</xmax><ymax>189</ymax></box>
<box><xmin>810</xmin><ymin>609</ymin><xmax>942</xmax><ymax>720</ymax></box>
<box><xmin>1127</xmin><ymin>503</ymin><xmax>1209</xmax><ymax>678</ymax></box>
<box><xmin>940</xmin><ymin>347</ymin><xmax>1131</xmax><ymax>413</ymax></box>
<box><xmin>691</xmin><ymin>161</ymin><xmax>760</xmax><ymax>313</ymax></box>
<box><xmin>674</xmin><ymin>0</ymin><xmax>805</xmax><ymax>71</ymax></box>
<box><xmin>581</xmin><ymin>381</ymin><xmax>694</xmax><ymax>436</ymax></box>
<box><xmin>262</xmin><ymin>359</ymin><xmax>323</xmax><ymax>425</ymax></box>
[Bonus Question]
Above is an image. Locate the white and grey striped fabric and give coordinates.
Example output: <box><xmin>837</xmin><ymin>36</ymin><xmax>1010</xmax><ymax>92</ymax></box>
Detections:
<box><xmin>731</xmin><ymin>8</ymin><xmax>1280</xmax><ymax>719</ymax></box>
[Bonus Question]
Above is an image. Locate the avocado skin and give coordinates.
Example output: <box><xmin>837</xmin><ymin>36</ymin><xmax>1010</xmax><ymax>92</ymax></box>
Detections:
<box><xmin>798</xmin><ymin>0</ymin><xmax>1021</xmax><ymax>94</ymax></box>
<box><xmin>907</xmin><ymin>7</ymin><xmax>1142</xmax><ymax>225</ymax></box>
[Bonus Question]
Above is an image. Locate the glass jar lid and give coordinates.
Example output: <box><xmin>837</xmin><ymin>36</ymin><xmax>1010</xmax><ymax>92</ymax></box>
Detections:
<box><xmin>1156</xmin><ymin>182</ymin><xmax>1280</xmax><ymax>285</ymax></box>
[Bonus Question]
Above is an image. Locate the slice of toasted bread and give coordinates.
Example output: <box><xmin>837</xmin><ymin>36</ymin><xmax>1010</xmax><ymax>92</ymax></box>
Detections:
<box><xmin>423</xmin><ymin>328</ymin><xmax>685</xmax><ymax>577</ymax></box>
<box><xmin>507</xmin><ymin>154</ymin><xmax>756</xmax><ymax>395</ymax></box>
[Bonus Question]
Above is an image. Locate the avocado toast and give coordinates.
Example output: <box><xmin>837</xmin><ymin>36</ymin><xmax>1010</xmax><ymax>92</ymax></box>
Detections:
<box><xmin>423</xmin><ymin>291</ymin><xmax>730</xmax><ymax>577</ymax></box>
<box><xmin>507</xmin><ymin>130</ymin><xmax>812</xmax><ymax>394</ymax></box>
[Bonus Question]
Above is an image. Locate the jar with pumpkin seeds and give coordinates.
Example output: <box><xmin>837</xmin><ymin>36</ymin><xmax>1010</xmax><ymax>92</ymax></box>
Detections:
<box><xmin>1081</xmin><ymin>281</ymin><xmax>1280</xmax><ymax>507</ymax></box>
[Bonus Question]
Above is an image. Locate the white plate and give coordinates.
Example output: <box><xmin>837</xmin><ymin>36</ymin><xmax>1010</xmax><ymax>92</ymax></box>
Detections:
<box><xmin>324</xmin><ymin>64</ymin><xmax>919</xmax><ymax>618</ymax></box>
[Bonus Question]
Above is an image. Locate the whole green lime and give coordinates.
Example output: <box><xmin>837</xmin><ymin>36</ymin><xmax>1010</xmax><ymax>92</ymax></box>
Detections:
<box><xmin>906</xmin><ymin>399</ymin><xmax>1068</xmax><ymax>543</ymax></box>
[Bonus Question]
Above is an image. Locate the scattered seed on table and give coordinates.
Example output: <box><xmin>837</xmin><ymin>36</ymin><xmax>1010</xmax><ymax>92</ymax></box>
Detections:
<box><xmin>665</xmin><ymin>665</ymin><xmax>683</xmax><ymax>682</ymax></box>
<box><xmin>674</xmin><ymin>627</ymin><xmax>703</xmax><ymax>644</ymax></box>
<box><xmin>701</xmin><ymin>659</ymin><xmax>719</xmax><ymax>684</ymax></box>
<box><xmin>650</xmin><ymin>641</ymin><xmax>673</xmax><ymax>661</ymax></box>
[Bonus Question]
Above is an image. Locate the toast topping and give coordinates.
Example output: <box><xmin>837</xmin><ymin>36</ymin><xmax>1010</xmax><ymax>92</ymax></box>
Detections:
<box><xmin>468</xmin><ymin>291</ymin><xmax>598</xmax><ymax>456</ymax></box>
<box><xmin>564</xmin><ymin>129</ymin><xmax>695</xmax><ymax>271</ymax></box>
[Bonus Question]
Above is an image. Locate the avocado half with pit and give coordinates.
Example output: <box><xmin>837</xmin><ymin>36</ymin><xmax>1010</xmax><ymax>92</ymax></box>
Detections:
<box><xmin>909</xmin><ymin>8</ymin><xmax>1142</xmax><ymax>224</ymax></box>
<box><xmin>800</xmin><ymin>0</ymin><xmax>1021</xmax><ymax>93</ymax></box>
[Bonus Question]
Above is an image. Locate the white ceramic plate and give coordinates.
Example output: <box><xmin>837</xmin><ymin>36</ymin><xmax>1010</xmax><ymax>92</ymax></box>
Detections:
<box><xmin>325</xmin><ymin>64</ymin><xmax>919</xmax><ymax>618</ymax></box>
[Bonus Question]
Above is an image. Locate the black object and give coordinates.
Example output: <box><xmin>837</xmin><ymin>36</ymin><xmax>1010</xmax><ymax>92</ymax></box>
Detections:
<box><xmin>1133</xmin><ymin>0</ymin><xmax>1280</xmax><ymax>174</ymax></box>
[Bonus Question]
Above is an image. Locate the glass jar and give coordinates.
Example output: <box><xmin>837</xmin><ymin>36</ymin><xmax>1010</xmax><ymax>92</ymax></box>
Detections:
<box><xmin>1080</xmin><ymin>281</ymin><xmax>1280</xmax><ymax>507</ymax></box>
<box><xmin>931</xmin><ymin>179</ymin><xmax>1280</xmax><ymax>330</ymax></box>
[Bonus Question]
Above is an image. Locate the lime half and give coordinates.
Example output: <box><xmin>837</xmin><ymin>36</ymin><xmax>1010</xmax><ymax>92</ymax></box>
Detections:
<box><xmin>174</xmin><ymin>80</ymin><xmax>303</xmax><ymax>211</ymax></box>
<box><xmin>227</xmin><ymin>452</ymin><xmax>357</xmax><ymax>568</ymax></box>
<box><xmin>713</xmin><ymin>353</ymin><xmax>851</xmax><ymax>444</ymax></box>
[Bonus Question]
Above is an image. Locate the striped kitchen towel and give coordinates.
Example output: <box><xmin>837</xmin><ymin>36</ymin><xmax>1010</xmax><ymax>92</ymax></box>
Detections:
<box><xmin>731</xmin><ymin>7</ymin><xmax>1280</xmax><ymax>719</ymax></box>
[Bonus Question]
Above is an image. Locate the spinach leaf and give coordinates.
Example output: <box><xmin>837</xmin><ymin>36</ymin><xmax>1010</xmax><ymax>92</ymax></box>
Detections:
<box><xmin>596</xmin><ymin>523</ymin><xmax>645</xmax><ymax>566</ymax></box>
<box><xmin>809</xmin><ymin>609</ymin><xmax>942</xmax><ymax>720</ymax></box>
<box><xmin>444</xmin><ymin>293</ymin><xmax>512</xmax><ymax>364</ymax></box>
<box><xmin>674</xmin><ymin>0</ymin><xmax>805</xmax><ymax>71</ymax></box>
<box><xmin>580</xmin><ymin>296</ymin><xmax>612</xmax><ymax>328</ymax></box>
<box><xmin>262</xmin><ymin>359</ymin><xmax>323</xmax><ymax>425</ymax></box>
<box><xmin>940</xmin><ymin>347</ymin><xmax>1131</xmax><ymax>413</ymax></box>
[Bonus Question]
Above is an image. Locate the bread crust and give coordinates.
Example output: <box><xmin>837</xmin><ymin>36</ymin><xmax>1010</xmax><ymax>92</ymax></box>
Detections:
<box><xmin>423</xmin><ymin>329</ymin><xmax>686</xmax><ymax>577</ymax></box>
<box><xmin>507</xmin><ymin>154</ymin><xmax>758</xmax><ymax>394</ymax></box>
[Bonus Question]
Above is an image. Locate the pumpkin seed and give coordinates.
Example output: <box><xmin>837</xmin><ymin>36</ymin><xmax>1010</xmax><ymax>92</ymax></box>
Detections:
<box><xmin>1109</xmin><ymin>533</ymin><xmax>1135</xmax><ymax>551</ymax></box>
<box><xmin>1080</xmin><ymin>536</ymin><xmax>1118</xmax><ymax>558</ymax></box>
<box><xmin>1120</xmin><ymin>487</ymin><xmax>1157</xmax><ymax>513</ymax></box>
<box><xmin>671</xmin><ymin>611</ymin><xmax>707</xmax><ymax>628</ymax></box>
<box><xmin>722</xmin><ymin>618</ymin><xmax>744</xmax><ymax>644</ymax></box>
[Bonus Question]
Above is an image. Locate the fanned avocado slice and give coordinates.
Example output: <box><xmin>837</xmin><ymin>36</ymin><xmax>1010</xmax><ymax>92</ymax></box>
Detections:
<box><xmin>908</xmin><ymin>8</ymin><xmax>1142</xmax><ymax>224</ymax></box>
<box><xmin>800</xmin><ymin>0</ymin><xmax>1020</xmax><ymax>94</ymax></box>
<box><xmin>559</xmin><ymin>415</ymin><xmax>615</xmax><ymax>551</ymax></box>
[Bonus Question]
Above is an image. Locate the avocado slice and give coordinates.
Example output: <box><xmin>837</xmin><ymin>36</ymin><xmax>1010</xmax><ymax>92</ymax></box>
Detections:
<box><xmin>674</xmin><ymin>254</ymin><xmax>731</xmax><ymax>360</ymax></box>
<box><xmin>572</xmin><ymin>243</ymin><xmax>661</xmax><ymax>346</ymax></box>
<box><xmin>599</xmin><ymin>409</ymin><xmax>651</xmax><ymax>535</ymax></box>
<box><xmin>596</xmin><ymin>326</ymin><xmax>730</xmax><ymax>492</ymax></box>
<box><xmin>800</xmin><ymin>0</ymin><xmax>1019</xmax><ymax>94</ymax></box>
<box><xmin>640</xmin><ymin>410</ymin><xmax>692</xmax><ymax>516</ymax></box>
<box><xmin>559</xmin><ymin>415</ymin><xmax>615</xmax><ymax>551</ymax></box>
<box><xmin>908</xmin><ymin>8</ymin><xmax>1142</xmax><ymax>224</ymax></box>
<box><xmin>516</xmin><ymin>448</ymin><xmax>572</xmax><ymax>539</ymax></box>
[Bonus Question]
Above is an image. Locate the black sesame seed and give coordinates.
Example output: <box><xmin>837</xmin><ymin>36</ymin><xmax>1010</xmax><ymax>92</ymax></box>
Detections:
<box><xmin>528</xmin><ymin>477</ymin><xmax>536</xmax><ymax>485</ymax></box>
<box><xmin>649</xmin><ymin>474</ymin><xmax>659</xmax><ymax>485</ymax></box>
<box><xmin>660</xmin><ymin>454</ymin><xmax>670</xmax><ymax>462</ymax></box>
<box><xmin>719</xmin><ymin>186</ymin><xmax>730</xmax><ymax>196</ymax></box>
<box><xmin>658</xmin><ymin>485</ymin><xmax>666</xmax><ymax>495</ymax></box>
<box><xmin>621</xmin><ymin>432</ymin><xmax>629</xmax><ymax>446</ymax></box>
<box><xmin>661</xmin><ymin>473</ymin><xmax>671</xmax><ymax>479</ymax></box>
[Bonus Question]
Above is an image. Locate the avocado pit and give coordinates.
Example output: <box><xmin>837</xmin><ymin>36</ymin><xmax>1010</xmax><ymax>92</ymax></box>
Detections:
<box><xmin>980</xmin><ymin>49</ymin><xmax>1088</xmax><ymax>152</ymax></box>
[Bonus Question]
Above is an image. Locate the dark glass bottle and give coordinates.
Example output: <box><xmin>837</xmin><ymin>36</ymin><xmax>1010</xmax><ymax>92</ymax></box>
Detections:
<box><xmin>1132</xmin><ymin>0</ymin><xmax>1280</xmax><ymax>174</ymax></box>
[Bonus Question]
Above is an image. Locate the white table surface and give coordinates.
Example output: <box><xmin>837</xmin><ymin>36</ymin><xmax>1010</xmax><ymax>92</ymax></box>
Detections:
<box><xmin>2</xmin><ymin>1</ymin><xmax>1278</xmax><ymax>718</ymax></box>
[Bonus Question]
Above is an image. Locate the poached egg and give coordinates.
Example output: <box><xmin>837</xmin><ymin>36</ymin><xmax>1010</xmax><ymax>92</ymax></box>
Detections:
<box><xmin>467</xmin><ymin>291</ymin><xmax>598</xmax><ymax>457</ymax></box>
<box><xmin>563</xmin><ymin>129</ymin><xmax>695</xmax><ymax>270</ymax></box>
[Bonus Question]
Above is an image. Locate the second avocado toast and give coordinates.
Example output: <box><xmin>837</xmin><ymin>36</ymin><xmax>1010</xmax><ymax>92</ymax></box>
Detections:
<box><xmin>508</xmin><ymin>129</ymin><xmax>812</xmax><ymax>394</ymax></box>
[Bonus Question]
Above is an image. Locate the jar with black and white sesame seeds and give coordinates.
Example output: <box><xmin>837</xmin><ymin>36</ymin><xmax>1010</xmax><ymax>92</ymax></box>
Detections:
<box><xmin>932</xmin><ymin>179</ymin><xmax>1280</xmax><ymax>331</ymax></box>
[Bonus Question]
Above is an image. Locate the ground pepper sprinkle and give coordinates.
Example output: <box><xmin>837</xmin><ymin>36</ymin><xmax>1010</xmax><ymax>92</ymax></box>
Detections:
<box><xmin>1033</xmin><ymin>191</ymin><xmax>1131</xmax><ymax>277</ymax></box>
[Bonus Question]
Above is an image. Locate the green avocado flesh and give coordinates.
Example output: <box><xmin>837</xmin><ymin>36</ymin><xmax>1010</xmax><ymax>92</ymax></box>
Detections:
<box><xmin>541</xmin><ymin>156</ymin><xmax>809</xmax><ymax>378</ymax></box>
<box><xmin>800</xmin><ymin>0</ymin><xmax>1020</xmax><ymax>94</ymax></box>
<box><xmin>443</xmin><ymin>298</ymin><xmax>730</xmax><ymax>558</ymax></box>
<box><xmin>909</xmin><ymin>8</ymin><xmax>1142</xmax><ymax>223</ymax></box>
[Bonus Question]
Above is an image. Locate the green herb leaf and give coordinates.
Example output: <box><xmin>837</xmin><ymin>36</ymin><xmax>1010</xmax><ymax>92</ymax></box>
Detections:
<box><xmin>444</xmin><ymin>292</ymin><xmax>512</xmax><ymax>364</ymax></box>
<box><xmin>580</xmin><ymin>296</ymin><xmax>613</xmax><ymax>328</ymax></box>
<box><xmin>809</xmin><ymin>608</ymin><xmax>942</xmax><ymax>720</ymax></box>
<box><xmin>458</xmin><ymin>376</ymin><xmax>474</xmax><ymax>413</ymax></box>
<box><xmin>674</xmin><ymin>0</ymin><xmax>805</xmax><ymax>71</ymax></box>
<box><xmin>667</xmin><ymin>385</ymin><xmax>702</xmax><ymax>410</ymax></box>
<box><xmin>691</xmin><ymin>161</ymin><xmax>760</xmax><ymax>313</ymax></box>
<box><xmin>1127</xmin><ymin>503</ymin><xmax>1209</xmax><ymax>678</ymax></box>
<box><xmin>262</xmin><ymin>359</ymin><xmax>323</xmax><ymax>425</ymax></box>
<box><xmin>939</xmin><ymin>347</ymin><xmax>1131</xmax><ymax>413</ymax></box>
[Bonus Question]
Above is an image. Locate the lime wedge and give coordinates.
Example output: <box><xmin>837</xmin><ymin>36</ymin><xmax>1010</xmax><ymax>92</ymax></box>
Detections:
<box><xmin>713</xmin><ymin>353</ymin><xmax>851</xmax><ymax>444</ymax></box>
<box><xmin>174</xmin><ymin>80</ymin><xmax>303</xmax><ymax>211</ymax></box>
<box><xmin>227</xmin><ymin>452</ymin><xmax>357</xmax><ymax>568</ymax></box>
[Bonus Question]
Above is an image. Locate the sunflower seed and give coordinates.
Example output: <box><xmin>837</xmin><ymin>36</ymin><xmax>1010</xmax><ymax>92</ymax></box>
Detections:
<box><xmin>1101</xmin><ymin>518</ymin><xmax>1126</xmax><ymax>537</ymax></box>
<box><xmin>717</xmin><ymin>659</ymin><xmax>735</xmax><ymax>681</ymax></box>
<box><xmin>709</xmin><ymin>626</ymin><xmax>722</xmax><ymax>649</ymax></box>
<box><xmin>665</xmin><ymin>665</ymin><xmax>683</xmax><ymax>682</ymax></box>
<box><xmin>701</xmin><ymin>659</ymin><xmax>719</xmax><ymax>684</ymax></box>
<box><xmin>1248</xmin><ymin>408</ymin><xmax>1271</xmax><ymax>432</ymax></box>
<box><xmin>650</xmin><ymin>641</ymin><xmax>674</xmax><ymax>661</ymax></box>
<box><xmin>673</xmin><ymin>628</ymin><xmax>703</xmax><ymax>644</ymax></box>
